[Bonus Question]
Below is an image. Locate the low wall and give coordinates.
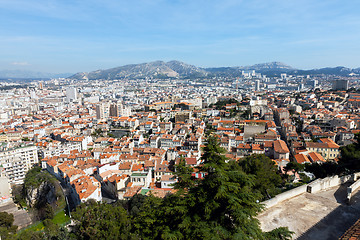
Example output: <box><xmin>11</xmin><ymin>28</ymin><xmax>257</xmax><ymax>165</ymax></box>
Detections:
<box><xmin>353</xmin><ymin>172</ymin><xmax>360</xmax><ymax>181</ymax></box>
<box><xmin>307</xmin><ymin>175</ymin><xmax>352</xmax><ymax>194</ymax></box>
<box><xmin>263</xmin><ymin>185</ymin><xmax>308</xmax><ymax>209</ymax></box>
<box><xmin>262</xmin><ymin>172</ymin><xmax>360</xmax><ymax>209</ymax></box>
<box><xmin>347</xmin><ymin>178</ymin><xmax>360</xmax><ymax>202</ymax></box>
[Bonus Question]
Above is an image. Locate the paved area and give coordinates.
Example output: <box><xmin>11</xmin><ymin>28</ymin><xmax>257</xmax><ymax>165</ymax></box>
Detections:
<box><xmin>258</xmin><ymin>183</ymin><xmax>360</xmax><ymax>240</ymax></box>
<box><xmin>0</xmin><ymin>200</ymin><xmax>32</xmax><ymax>229</ymax></box>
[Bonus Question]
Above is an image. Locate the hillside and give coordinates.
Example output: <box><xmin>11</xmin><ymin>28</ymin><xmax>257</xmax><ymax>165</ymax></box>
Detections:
<box><xmin>67</xmin><ymin>61</ymin><xmax>360</xmax><ymax>80</ymax></box>
<box><xmin>70</xmin><ymin>60</ymin><xmax>207</xmax><ymax>80</ymax></box>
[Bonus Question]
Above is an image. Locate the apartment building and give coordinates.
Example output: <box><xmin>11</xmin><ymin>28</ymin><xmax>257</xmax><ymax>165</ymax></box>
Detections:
<box><xmin>0</xmin><ymin>145</ymin><xmax>38</xmax><ymax>184</ymax></box>
<box><xmin>305</xmin><ymin>138</ymin><xmax>340</xmax><ymax>161</ymax></box>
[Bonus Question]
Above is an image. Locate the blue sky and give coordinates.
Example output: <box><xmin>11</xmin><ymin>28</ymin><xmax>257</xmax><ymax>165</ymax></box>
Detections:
<box><xmin>1</xmin><ymin>0</ymin><xmax>360</xmax><ymax>73</ymax></box>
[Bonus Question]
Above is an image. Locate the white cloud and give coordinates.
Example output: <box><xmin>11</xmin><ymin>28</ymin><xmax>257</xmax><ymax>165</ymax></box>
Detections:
<box><xmin>11</xmin><ymin>61</ymin><xmax>30</xmax><ymax>66</ymax></box>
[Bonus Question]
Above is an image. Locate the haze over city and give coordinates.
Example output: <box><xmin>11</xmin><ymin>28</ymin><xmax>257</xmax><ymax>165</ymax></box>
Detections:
<box><xmin>1</xmin><ymin>0</ymin><xmax>360</xmax><ymax>73</ymax></box>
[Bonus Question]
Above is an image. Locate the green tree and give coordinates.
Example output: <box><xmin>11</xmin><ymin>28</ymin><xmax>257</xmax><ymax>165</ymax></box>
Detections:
<box><xmin>238</xmin><ymin>154</ymin><xmax>282</xmax><ymax>200</ymax></box>
<box><xmin>0</xmin><ymin>212</ymin><xmax>17</xmax><ymax>239</ymax></box>
<box><xmin>72</xmin><ymin>200</ymin><xmax>132</xmax><ymax>240</ymax></box>
<box><xmin>16</xmin><ymin>231</ymin><xmax>43</xmax><ymax>240</ymax></box>
<box><xmin>41</xmin><ymin>204</ymin><xmax>54</xmax><ymax>220</ymax></box>
<box><xmin>122</xmin><ymin>194</ymin><xmax>146</xmax><ymax>217</ymax></box>
<box><xmin>211</xmin><ymin>98</ymin><xmax>239</xmax><ymax>110</ymax></box>
<box><xmin>42</xmin><ymin>219</ymin><xmax>74</xmax><ymax>240</ymax></box>
<box><xmin>134</xmin><ymin>136</ymin><xmax>293</xmax><ymax>239</ymax></box>
<box><xmin>0</xmin><ymin>212</ymin><xmax>15</xmax><ymax>229</ymax></box>
<box><xmin>187</xmin><ymin>137</ymin><xmax>265</xmax><ymax>239</ymax></box>
<box><xmin>173</xmin><ymin>157</ymin><xmax>197</xmax><ymax>191</ymax></box>
<box><xmin>305</xmin><ymin>162</ymin><xmax>340</xmax><ymax>178</ymax></box>
<box><xmin>339</xmin><ymin>133</ymin><xmax>360</xmax><ymax>172</ymax></box>
<box><xmin>91</xmin><ymin>128</ymin><xmax>104</xmax><ymax>138</ymax></box>
<box><xmin>263</xmin><ymin>227</ymin><xmax>294</xmax><ymax>240</ymax></box>
<box><xmin>284</xmin><ymin>161</ymin><xmax>305</xmax><ymax>174</ymax></box>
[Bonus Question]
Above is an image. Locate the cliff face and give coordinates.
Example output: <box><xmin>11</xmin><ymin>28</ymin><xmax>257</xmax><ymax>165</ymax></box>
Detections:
<box><xmin>20</xmin><ymin>167</ymin><xmax>65</xmax><ymax>221</ymax></box>
<box><xmin>25</xmin><ymin>180</ymin><xmax>58</xmax><ymax>208</ymax></box>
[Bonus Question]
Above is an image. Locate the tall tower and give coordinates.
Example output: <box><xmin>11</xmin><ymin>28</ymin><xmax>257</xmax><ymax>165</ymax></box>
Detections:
<box><xmin>255</xmin><ymin>80</ymin><xmax>260</xmax><ymax>91</ymax></box>
<box><xmin>332</xmin><ymin>79</ymin><xmax>349</xmax><ymax>91</ymax></box>
<box><xmin>109</xmin><ymin>103</ymin><xmax>119</xmax><ymax>117</ymax></box>
<box><xmin>95</xmin><ymin>104</ymin><xmax>104</xmax><ymax>120</ymax></box>
<box><xmin>96</xmin><ymin>102</ymin><xmax>110</xmax><ymax>120</ymax></box>
<box><xmin>66</xmin><ymin>87</ymin><xmax>78</xmax><ymax>102</ymax></box>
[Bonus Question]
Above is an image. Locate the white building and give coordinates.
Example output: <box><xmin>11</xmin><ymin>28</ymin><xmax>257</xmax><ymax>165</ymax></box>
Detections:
<box><xmin>96</xmin><ymin>102</ymin><xmax>110</xmax><ymax>120</ymax></box>
<box><xmin>0</xmin><ymin>145</ymin><xmax>38</xmax><ymax>184</ymax></box>
<box><xmin>130</xmin><ymin>171</ymin><xmax>152</xmax><ymax>188</ymax></box>
<box><xmin>66</xmin><ymin>87</ymin><xmax>78</xmax><ymax>103</ymax></box>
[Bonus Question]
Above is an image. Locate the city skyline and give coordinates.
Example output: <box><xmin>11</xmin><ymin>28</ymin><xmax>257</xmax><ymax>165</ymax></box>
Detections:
<box><xmin>1</xmin><ymin>0</ymin><xmax>360</xmax><ymax>73</ymax></box>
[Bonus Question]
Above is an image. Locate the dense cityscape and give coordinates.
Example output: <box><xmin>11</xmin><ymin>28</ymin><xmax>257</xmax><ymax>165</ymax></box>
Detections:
<box><xmin>2</xmin><ymin>0</ymin><xmax>360</xmax><ymax>239</ymax></box>
<box><xmin>0</xmin><ymin>67</ymin><xmax>360</xmax><ymax>238</ymax></box>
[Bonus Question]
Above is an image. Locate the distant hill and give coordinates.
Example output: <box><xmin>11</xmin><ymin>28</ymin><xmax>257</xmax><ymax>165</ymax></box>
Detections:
<box><xmin>70</xmin><ymin>61</ymin><xmax>360</xmax><ymax>80</ymax></box>
<box><xmin>70</xmin><ymin>60</ymin><xmax>208</xmax><ymax>80</ymax></box>
<box><xmin>291</xmin><ymin>66</ymin><xmax>360</xmax><ymax>76</ymax></box>
<box><xmin>4</xmin><ymin>61</ymin><xmax>358</xmax><ymax>80</ymax></box>
<box><xmin>70</xmin><ymin>61</ymin><xmax>298</xmax><ymax>80</ymax></box>
<box><xmin>205</xmin><ymin>62</ymin><xmax>296</xmax><ymax>77</ymax></box>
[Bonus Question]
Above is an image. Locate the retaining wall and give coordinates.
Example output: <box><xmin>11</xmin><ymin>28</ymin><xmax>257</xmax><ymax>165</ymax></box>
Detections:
<box><xmin>262</xmin><ymin>172</ymin><xmax>360</xmax><ymax>209</ymax></box>
<box><xmin>347</xmin><ymin>178</ymin><xmax>360</xmax><ymax>202</ymax></box>
<box><xmin>307</xmin><ymin>175</ymin><xmax>352</xmax><ymax>194</ymax></box>
<box><xmin>353</xmin><ymin>172</ymin><xmax>360</xmax><ymax>181</ymax></box>
<box><xmin>263</xmin><ymin>184</ymin><xmax>308</xmax><ymax>209</ymax></box>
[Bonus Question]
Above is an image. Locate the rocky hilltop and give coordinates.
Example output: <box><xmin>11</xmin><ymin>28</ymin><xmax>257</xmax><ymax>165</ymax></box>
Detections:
<box><xmin>69</xmin><ymin>60</ymin><xmax>360</xmax><ymax>80</ymax></box>
<box><xmin>3</xmin><ymin>61</ymin><xmax>359</xmax><ymax>80</ymax></box>
<box><xmin>70</xmin><ymin>60</ymin><xmax>207</xmax><ymax>80</ymax></box>
<box><xmin>13</xmin><ymin>167</ymin><xmax>65</xmax><ymax>221</ymax></box>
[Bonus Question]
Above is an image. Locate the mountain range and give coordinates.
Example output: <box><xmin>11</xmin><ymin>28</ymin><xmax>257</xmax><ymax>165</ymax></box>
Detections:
<box><xmin>70</xmin><ymin>61</ymin><xmax>360</xmax><ymax>80</ymax></box>
<box><xmin>1</xmin><ymin>61</ymin><xmax>360</xmax><ymax>79</ymax></box>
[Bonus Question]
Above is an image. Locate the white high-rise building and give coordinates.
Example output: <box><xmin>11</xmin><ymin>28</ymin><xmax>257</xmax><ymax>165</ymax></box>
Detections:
<box><xmin>66</xmin><ymin>87</ymin><xmax>78</xmax><ymax>102</ymax></box>
<box><xmin>120</xmin><ymin>106</ymin><xmax>132</xmax><ymax>117</ymax></box>
<box><xmin>96</xmin><ymin>102</ymin><xmax>110</xmax><ymax>120</ymax></box>
<box><xmin>0</xmin><ymin>146</ymin><xmax>38</xmax><ymax>184</ymax></box>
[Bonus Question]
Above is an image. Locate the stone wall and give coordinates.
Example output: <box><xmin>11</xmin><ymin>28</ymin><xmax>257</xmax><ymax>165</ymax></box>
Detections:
<box><xmin>347</xmin><ymin>178</ymin><xmax>360</xmax><ymax>202</ymax></box>
<box><xmin>262</xmin><ymin>172</ymin><xmax>360</xmax><ymax>209</ymax></box>
<box><xmin>262</xmin><ymin>184</ymin><xmax>308</xmax><ymax>209</ymax></box>
<box><xmin>307</xmin><ymin>175</ymin><xmax>352</xmax><ymax>194</ymax></box>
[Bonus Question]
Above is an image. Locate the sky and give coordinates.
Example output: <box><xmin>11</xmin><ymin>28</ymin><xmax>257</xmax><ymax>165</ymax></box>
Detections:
<box><xmin>1</xmin><ymin>0</ymin><xmax>360</xmax><ymax>73</ymax></box>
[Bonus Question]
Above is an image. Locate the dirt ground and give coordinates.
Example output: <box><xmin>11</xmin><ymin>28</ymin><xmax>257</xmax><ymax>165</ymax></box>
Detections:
<box><xmin>258</xmin><ymin>183</ymin><xmax>360</xmax><ymax>240</ymax></box>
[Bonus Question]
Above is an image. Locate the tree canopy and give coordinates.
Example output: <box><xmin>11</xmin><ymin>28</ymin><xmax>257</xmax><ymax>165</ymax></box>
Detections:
<box><xmin>210</xmin><ymin>98</ymin><xmax>239</xmax><ymax>110</ymax></box>
<box><xmin>238</xmin><ymin>154</ymin><xmax>282</xmax><ymax>200</ymax></box>
<box><xmin>339</xmin><ymin>133</ymin><xmax>360</xmax><ymax>172</ymax></box>
<box><xmin>0</xmin><ymin>212</ymin><xmax>17</xmax><ymax>240</ymax></box>
<box><xmin>71</xmin><ymin>200</ymin><xmax>132</xmax><ymax>240</ymax></box>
